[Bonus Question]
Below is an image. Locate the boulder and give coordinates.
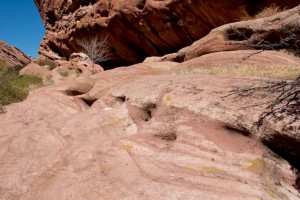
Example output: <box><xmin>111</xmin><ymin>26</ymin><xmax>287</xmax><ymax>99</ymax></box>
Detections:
<box><xmin>20</xmin><ymin>62</ymin><xmax>51</xmax><ymax>79</ymax></box>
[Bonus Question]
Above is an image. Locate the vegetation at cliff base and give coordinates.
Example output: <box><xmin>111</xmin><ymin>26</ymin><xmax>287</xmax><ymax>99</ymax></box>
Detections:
<box><xmin>0</xmin><ymin>62</ymin><xmax>42</xmax><ymax>113</ymax></box>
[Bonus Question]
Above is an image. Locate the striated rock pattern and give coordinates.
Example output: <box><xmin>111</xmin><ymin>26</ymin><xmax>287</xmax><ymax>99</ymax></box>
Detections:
<box><xmin>34</xmin><ymin>0</ymin><xmax>300</xmax><ymax>67</ymax></box>
<box><xmin>0</xmin><ymin>57</ymin><xmax>300</xmax><ymax>199</ymax></box>
<box><xmin>0</xmin><ymin>40</ymin><xmax>32</xmax><ymax>67</ymax></box>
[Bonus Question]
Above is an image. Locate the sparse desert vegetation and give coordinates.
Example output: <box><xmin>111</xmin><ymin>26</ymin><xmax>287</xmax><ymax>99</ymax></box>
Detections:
<box><xmin>241</xmin><ymin>4</ymin><xmax>285</xmax><ymax>21</ymax></box>
<box><xmin>35</xmin><ymin>58</ymin><xmax>57</xmax><ymax>70</ymax></box>
<box><xmin>166</xmin><ymin>64</ymin><xmax>300</xmax><ymax>80</ymax></box>
<box><xmin>76</xmin><ymin>36</ymin><xmax>111</xmax><ymax>73</ymax></box>
<box><xmin>59</xmin><ymin>69</ymin><xmax>82</xmax><ymax>77</ymax></box>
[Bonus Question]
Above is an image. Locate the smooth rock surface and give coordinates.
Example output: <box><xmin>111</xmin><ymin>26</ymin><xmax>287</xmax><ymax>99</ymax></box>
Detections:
<box><xmin>0</xmin><ymin>61</ymin><xmax>299</xmax><ymax>199</ymax></box>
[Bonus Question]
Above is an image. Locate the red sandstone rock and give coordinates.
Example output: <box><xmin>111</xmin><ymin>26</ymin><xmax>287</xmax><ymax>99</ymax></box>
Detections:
<box><xmin>20</xmin><ymin>62</ymin><xmax>51</xmax><ymax>79</ymax></box>
<box><xmin>0</xmin><ymin>40</ymin><xmax>32</xmax><ymax>67</ymax></box>
<box><xmin>34</xmin><ymin>0</ymin><xmax>300</xmax><ymax>67</ymax></box>
<box><xmin>54</xmin><ymin>52</ymin><xmax>104</xmax><ymax>76</ymax></box>
<box><xmin>159</xmin><ymin>5</ymin><xmax>300</xmax><ymax>63</ymax></box>
<box><xmin>0</xmin><ymin>61</ymin><xmax>299</xmax><ymax>199</ymax></box>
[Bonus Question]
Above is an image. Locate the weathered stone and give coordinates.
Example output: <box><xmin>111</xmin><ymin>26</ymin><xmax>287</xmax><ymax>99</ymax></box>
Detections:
<box><xmin>34</xmin><ymin>0</ymin><xmax>300</xmax><ymax>67</ymax></box>
<box><xmin>53</xmin><ymin>52</ymin><xmax>104</xmax><ymax>76</ymax></box>
<box><xmin>161</xmin><ymin>5</ymin><xmax>300</xmax><ymax>62</ymax></box>
<box><xmin>0</xmin><ymin>60</ymin><xmax>299</xmax><ymax>199</ymax></box>
<box><xmin>0</xmin><ymin>40</ymin><xmax>32</xmax><ymax>67</ymax></box>
<box><xmin>20</xmin><ymin>62</ymin><xmax>51</xmax><ymax>79</ymax></box>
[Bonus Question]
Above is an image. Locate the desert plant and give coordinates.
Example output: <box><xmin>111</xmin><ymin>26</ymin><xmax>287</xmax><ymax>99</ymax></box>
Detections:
<box><xmin>61</xmin><ymin>56</ymin><xmax>67</xmax><ymax>61</ymax></box>
<box><xmin>0</xmin><ymin>60</ymin><xmax>6</xmax><ymax>69</ymax></box>
<box><xmin>76</xmin><ymin>35</ymin><xmax>111</xmax><ymax>73</ymax></box>
<box><xmin>59</xmin><ymin>71</ymin><xmax>69</xmax><ymax>77</ymax></box>
<box><xmin>258</xmin><ymin>77</ymin><xmax>299</xmax><ymax>125</ymax></box>
<box><xmin>224</xmin><ymin>77</ymin><xmax>299</xmax><ymax>125</ymax></box>
<box><xmin>59</xmin><ymin>69</ymin><xmax>82</xmax><ymax>78</ymax></box>
<box><xmin>0</xmin><ymin>65</ymin><xmax>42</xmax><ymax>112</ymax></box>
<box><xmin>163</xmin><ymin>64</ymin><xmax>300</xmax><ymax>80</ymax></box>
<box><xmin>241</xmin><ymin>4</ymin><xmax>285</xmax><ymax>21</ymax></box>
<box><xmin>225</xmin><ymin>24</ymin><xmax>300</xmax><ymax>124</ymax></box>
<box><xmin>35</xmin><ymin>58</ymin><xmax>57</xmax><ymax>70</ymax></box>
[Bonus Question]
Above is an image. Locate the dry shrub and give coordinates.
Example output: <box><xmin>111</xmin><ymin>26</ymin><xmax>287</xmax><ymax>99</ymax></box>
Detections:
<box><xmin>59</xmin><ymin>69</ymin><xmax>82</xmax><ymax>78</ymax></box>
<box><xmin>35</xmin><ymin>58</ymin><xmax>57</xmax><ymax>70</ymax></box>
<box><xmin>241</xmin><ymin>4</ymin><xmax>285</xmax><ymax>21</ymax></box>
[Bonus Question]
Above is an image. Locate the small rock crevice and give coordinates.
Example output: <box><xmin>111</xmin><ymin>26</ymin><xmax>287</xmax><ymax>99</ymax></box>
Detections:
<box><xmin>65</xmin><ymin>90</ymin><xmax>85</xmax><ymax>96</ymax></box>
<box><xmin>115</xmin><ymin>95</ymin><xmax>126</xmax><ymax>103</ymax></box>
<box><xmin>80</xmin><ymin>97</ymin><xmax>97</xmax><ymax>107</ymax></box>
<box><xmin>137</xmin><ymin>0</ymin><xmax>146</xmax><ymax>10</ymax></box>
<box><xmin>142</xmin><ymin>103</ymin><xmax>157</xmax><ymax>121</ymax></box>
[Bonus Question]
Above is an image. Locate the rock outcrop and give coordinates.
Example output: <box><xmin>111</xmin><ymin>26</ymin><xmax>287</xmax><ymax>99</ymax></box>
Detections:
<box><xmin>53</xmin><ymin>52</ymin><xmax>104</xmax><ymax>76</ymax></box>
<box><xmin>0</xmin><ymin>40</ymin><xmax>32</xmax><ymax>67</ymax></box>
<box><xmin>152</xmin><ymin>5</ymin><xmax>300</xmax><ymax>63</ymax></box>
<box><xmin>20</xmin><ymin>62</ymin><xmax>51</xmax><ymax>79</ymax></box>
<box><xmin>34</xmin><ymin>0</ymin><xmax>300</xmax><ymax>68</ymax></box>
<box><xmin>0</xmin><ymin>59</ymin><xmax>299</xmax><ymax>199</ymax></box>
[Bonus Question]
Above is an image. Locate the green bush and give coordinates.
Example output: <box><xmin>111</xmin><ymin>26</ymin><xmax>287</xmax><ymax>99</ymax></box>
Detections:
<box><xmin>0</xmin><ymin>65</ymin><xmax>42</xmax><ymax>113</ymax></box>
<box><xmin>0</xmin><ymin>81</ymin><xmax>27</xmax><ymax>106</ymax></box>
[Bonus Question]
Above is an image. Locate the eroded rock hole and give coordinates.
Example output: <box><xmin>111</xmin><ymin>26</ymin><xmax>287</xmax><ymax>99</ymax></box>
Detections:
<box><xmin>137</xmin><ymin>0</ymin><xmax>146</xmax><ymax>10</ymax></box>
<box><xmin>227</xmin><ymin>28</ymin><xmax>254</xmax><ymax>41</ymax></box>
<box><xmin>143</xmin><ymin>103</ymin><xmax>157</xmax><ymax>121</ymax></box>
<box><xmin>80</xmin><ymin>97</ymin><xmax>97</xmax><ymax>107</ymax></box>
<box><xmin>262</xmin><ymin>134</ymin><xmax>300</xmax><ymax>192</ymax></box>
<box><xmin>154</xmin><ymin>132</ymin><xmax>177</xmax><ymax>142</ymax></box>
<box><xmin>224</xmin><ymin>124</ymin><xmax>251</xmax><ymax>136</ymax></box>
<box><xmin>65</xmin><ymin>90</ymin><xmax>85</xmax><ymax>96</ymax></box>
<box><xmin>116</xmin><ymin>96</ymin><xmax>126</xmax><ymax>103</ymax></box>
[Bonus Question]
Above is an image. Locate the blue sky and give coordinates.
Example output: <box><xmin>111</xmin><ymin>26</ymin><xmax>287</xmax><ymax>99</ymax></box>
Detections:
<box><xmin>0</xmin><ymin>0</ymin><xmax>45</xmax><ymax>58</ymax></box>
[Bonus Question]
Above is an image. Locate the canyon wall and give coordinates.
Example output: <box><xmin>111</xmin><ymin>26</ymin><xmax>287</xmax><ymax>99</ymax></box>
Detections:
<box><xmin>34</xmin><ymin>0</ymin><xmax>300</xmax><ymax>68</ymax></box>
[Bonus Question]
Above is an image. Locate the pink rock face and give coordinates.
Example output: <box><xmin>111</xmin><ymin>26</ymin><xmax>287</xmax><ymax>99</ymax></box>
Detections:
<box><xmin>34</xmin><ymin>0</ymin><xmax>300</xmax><ymax>67</ymax></box>
<box><xmin>0</xmin><ymin>60</ymin><xmax>299</xmax><ymax>199</ymax></box>
<box><xmin>0</xmin><ymin>40</ymin><xmax>32</xmax><ymax>67</ymax></box>
<box><xmin>20</xmin><ymin>62</ymin><xmax>51</xmax><ymax>79</ymax></box>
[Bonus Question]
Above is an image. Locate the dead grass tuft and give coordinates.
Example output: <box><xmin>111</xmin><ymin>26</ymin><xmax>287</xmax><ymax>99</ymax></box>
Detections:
<box><xmin>241</xmin><ymin>4</ymin><xmax>285</xmax><ymax>21</ymax></box>
<box><xmin>165</xmin><ymin>64</ymin><xmax>300</xmax><ymax>80</ymax></box>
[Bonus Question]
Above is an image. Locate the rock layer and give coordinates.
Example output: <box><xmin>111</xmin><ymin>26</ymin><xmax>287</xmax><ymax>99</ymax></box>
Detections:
<box><xmin>34</xmin><ymin>0</ymin><xmax>300</xmax><ymax>67</ymax></box>
<box><xmin>0</xmin><ymin>40</ymin><xmax>32</xmax><ymax>67</ymax></box>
